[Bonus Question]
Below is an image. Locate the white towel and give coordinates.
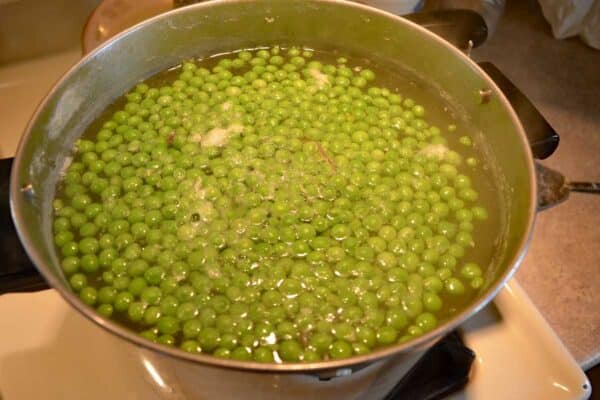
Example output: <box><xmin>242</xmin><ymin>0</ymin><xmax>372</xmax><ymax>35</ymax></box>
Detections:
<box><xmin>538</xmin><ymin>0</ymin><xmax>600</xmax><ymax>49</ymax></box>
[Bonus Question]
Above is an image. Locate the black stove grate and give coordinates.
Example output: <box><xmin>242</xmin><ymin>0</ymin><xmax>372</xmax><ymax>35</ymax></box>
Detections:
<box><xmin>0</xmin><ymin>158</ymin><xmax>49</xmax><ymax>293</ymax></box>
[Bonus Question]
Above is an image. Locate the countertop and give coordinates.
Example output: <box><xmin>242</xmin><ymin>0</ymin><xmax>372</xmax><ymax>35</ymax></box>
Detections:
<box><xmin>473</xmin><ymin>0</ymin><xmax>600</xmax><ymax>370</ymax></box>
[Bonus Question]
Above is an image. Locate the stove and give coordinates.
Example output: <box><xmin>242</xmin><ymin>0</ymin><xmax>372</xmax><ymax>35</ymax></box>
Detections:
<box><xmin>0</xmin><ymin>2</ymin><xmax>592</xmax><ymax>399</ymax></box>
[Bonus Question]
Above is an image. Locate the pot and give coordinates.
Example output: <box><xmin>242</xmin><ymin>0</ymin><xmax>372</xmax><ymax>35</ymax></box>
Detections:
<box><xmin>6</xmin><ymin>0</ymin><xmax>551</xmax><ymax>378</ymax></box>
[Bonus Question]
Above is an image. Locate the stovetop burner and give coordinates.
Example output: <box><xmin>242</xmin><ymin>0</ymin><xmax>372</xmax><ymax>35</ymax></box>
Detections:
<box><xmin>382</xmin><ymin>331</ymin><xmax>474</xmax><ymax>400</ymax></box>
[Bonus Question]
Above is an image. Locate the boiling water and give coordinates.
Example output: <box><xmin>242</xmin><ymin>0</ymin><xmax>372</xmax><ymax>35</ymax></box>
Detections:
<box><xmin>59</xmin><ymin>47</ymin><xmax>503</xmax><ymax>345</ymax></box>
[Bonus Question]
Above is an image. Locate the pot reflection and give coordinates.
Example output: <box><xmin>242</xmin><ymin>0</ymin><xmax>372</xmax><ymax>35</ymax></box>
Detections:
<box><xmin>137</xmin><ymin>348</ymin><xmax>425</xmax><ymax>399</ymax></box>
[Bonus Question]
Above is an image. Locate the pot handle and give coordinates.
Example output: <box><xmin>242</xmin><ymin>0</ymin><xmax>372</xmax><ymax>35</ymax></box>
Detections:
<box><xmin>404</xmin><ymin>10</ymin><xmax>560</xmax><ymax>159</ymax></box>
<box><xmin>470</xmin><ymin>62</ymin><xmax>599</xmax><ymax>209</ymax></box>
<box><xmin>536</xmin><ymin>162</ymin><xmax>600</xmax><ymax>211</ymax></box>
<box><xmin>403</xmin><ymin>9</ymin><xmax>488</xmax><ymax>49</ymax></box>
<box><xmin>382</xmin><ymin>331</ymin><xmax>475</xmax><ymax>400</ymax></box>
<box><xmin>465</xmin><ymin>64</ymin><xmax>599</xmax><ymax>210</ymax></box>
<box><xmin>0</xmin><ymin>157</ymin><xmax>49</xmax><ymax>294</ymax></box>
<box><xmin>476</xmin><ymin>62</ymin><xmax>560</xmax><ymax>160</ymax></box>
<box><xmin>407</xmin><ymin>11</ymin><xmax>600</xmax><ymax>211</ymax></box>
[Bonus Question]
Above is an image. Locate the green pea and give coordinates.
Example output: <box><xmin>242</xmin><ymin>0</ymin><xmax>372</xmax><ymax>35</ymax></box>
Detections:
<box><xmin>400</xmin><ymin>252</ymin><xmax>419</xmax><ymax>272</ymax></box>
<box><xmin>329</xmin><ymin>340</ymin><xmax>353</xmax><ymax>359</ymax></box>
<box><xmin>96</xmin><ymin>286</ymin><xmax>117</xmax><ymax>305</ymax></box>
<box><xmin>157</xmin><ymin>316</ymin><xmax>180</xmax><ymax>335</ymax></box>
<box><xmin>471</xmin><ymin>276</ymin><xmax>484</xmax><ymax>289</ymax></box>
<box><xmin>413</xmin><ymin>105</ymin><xmax>425</xmax><ymax>117</ymax></box>
<box><xmin>80</xmin><ymin>254</ymin><xmax>99</xmax><ymax>273</ymax></box>
<box><xmin>348</xmin><ymin>343</ymin><xmax>368</xmax><ymax>356</ymax></box>
<box><xmin>219</xmin><ymin>333</ymin><xmax>238</xmax><ymax>350</ymax></box>
<box><xmin>401</xmin><ymin>296</ymin><xmax>423</xmax><ymax>318</ymax></box>
<box><xmin>454</xmin><ymin>174</ymin><xmax>470</xmax><ymax>188</ymax></box>
<box><xmin>354</xmin><ymin>327</ymin><xmax>375</xmax><ymax>348</ymax></box>
<box><xmin>61</xmin><ymin>241</ymin><xmax>79</xmax><ymax>257</ymax></box>
<box><xmin>141</xmin><ymin>286</ymin><xmax>162</xmax><ymax>305</ymax></box>
<box><xmin>54</xmin><ymin>231</ymin><xmax>74</xmax><ymax>248</ymax></box>
<box><xmin>378</xmin><ymin>225</ymin><xmax>396</xmax><ymax>241</ymax></box>
<box><xmin>445</xmin><ymin>278</ymin><xmax>465</xmax><ymax>295</ymax></box>
<box><xmin>461</xmin><ymin>262</ymin><xmax>482</xmax><ymax>279</ymax></box>
<box><xmin>61</xmin><ymin>256</ymin><xmax>80</xmax><ymax>275</ymax></box>
<box><xmin>128</xmin><ymin>302</ymin><xmax>147</xmax><ymax>322</ymax></box>
<box><xmin>437</xmin><ymin>268</ymin><xmax>452</xmax><ymax>280</ymax></box>
<box><xmin>416</xmin><ymin>312</ymin><xmax>437</xmax><ymax>332</ymax></box>
<box><xmin>248</xmin><ymin>346</ymin><xmax>272</xmax><ymax>362</ymax></box>
<box><xmin>97</xmin><ymin>303</ymin><xmax>114</xmax><ymax>317</ymax></box>
<box><xmin>455</xmin><ymin>209</ymin><xmax>473</xmax><ymax>222</ymax></box>
<box><xmin>231</xmin><ymin>346</ymin><xmax>252</xmax><ymax>361</ymax></box>
<box><xmin>459</xmin><ymin>221</ymin><xmax>474</xmax><ymax>233</ymax></box>
<box><xmin>79</xmin><ymin>222</ymin><xmax>99</xmax><ymax>237</ymax></box>
<box><xmin>456</xmin><ymin>231</ymin><xmax>473</xmax><ymax>247</ymax></box>
<box><xmin>128</xmin><ymin>277</ymin><xmax>147</xmax><ymax>296</ymax></box>
<box><xmin>54</xmin><ymin>216</ymin><xmax>70</xmax><ymax>232</ymax></box>
<box><xmin>368</xmin><ymin>237</ymin><xmax>387</xmax><ymax>253</ymax></box>
<box><xmin>114</xmin><ymin>291</ymin><xmax>134</xmax><ymax>312</ymax></box>
<box><xmin>79</xmin><ymin>286</ymin><xmax>97</xmax><ymax>306</ymax></box>
<box><xmin>422</xmin><ymin>291</ymin><xmax>443</xmax><ymax>311</ymax></box>
<box><xmin>438</xmin><ymin>254</ymin><xmax>457</xmax><ymax>270</ymax></box>
<box><xmin>71</xmin><ymin>194</ymin><xmax>92</xmax><ymax>211</ymax></box>
<box><xmin>330</xmin><ymin>224</ymin><xmax>351</xmax><ymax>240</ymax></box>
<box><xmin>360</xmin><ymin>69</ymin><xmax>375</xmax><ymax>81</ymax></box>
<box><xmin>112</xmin><ymin>274</ymin><xmax>130</xmax><ymax>290</ymax></box>
<box><xmin>376</xmin><ymin>252</ymin><xmax>398</xmax><ymax>269</ymax></box>
<box><xmin>422</xmin><ymin>248</ymin><xmax>439</xmax><ymax>263</ymax></box>
<box><xmin>459</xmin><ymin>188</ymin><xmax>478</xmax><ymax>202</ymax></box>
<box><xmin>309</xmin><ymin>332</ymin><xmax>334</xmax><ymax>354</ymax></box>
<box><xmin>69</xmin><ymin>273</ymin><xmax>87</xmax><ymax>291</ymax></box>
<box><xmin>355</xmin><ymin>246</ymin><xmax>374</xmax><ymax>262</ymax></box>
<box><xmin>97</xmin><ymin>247</ymin><xmax>116</xmax><ymax>267</ymax></box>
<box><xmin>448</xmin><ymin>244</ymin><xmax>465</xmax><ymax>258</ymax></box>
<box><xmin>212</xmin><ymin>348</ymin><xmax>230</xmax><ymax>358</ymax></box>
<box><xmin>363</xmin><ymin>214</ymin><xmax>384</xmax><ymax>231</ymax></box>
<box><xmin>182</xmin><ymin>319</ymin><xmax>203</xmax><ymax>339</ymax></box>
<box><xmin>472</xmin><ymin>206</ymin><xmax>488</xmax><ymax>220</ymax></box>
<box><xmin>196</xmin><ymin>327</ymin><xmax>219</xmax><ymax>351</ymax></box>
<box><xmin>386</xmin><ymin>307</ymin><xmax>408</xmax><ymax>330</ymax></box>
<box><xmin>447</xmin><ymin>197</ymin><xmax>464</xmax><ymax>211</ymax></box>
<box><xmin>142</xmin><ymin>306</ymin><xmax>161</xmax><ymax>325</ymax></box>
<box><xmin>144</xmin><ymin>266</ymin><xmax>166</xmax><ymax>285</ymax></box>
<box><xmin>181</xmin><ymin>340</ymin><xmax>201</xmax><ymax>353</ymax></box>
<box><xmin>158</xmin><ymin>334</ymin><xmax>175</xmax><ymax>346</ymax></box>
<box><xmin>377</xmin><ymin>326</ymin><xmax>398</xmax><ymax>345</ymax></box>
<box><xmin>364</xmin><ymin>308</ymin><xmax>386</xmax><ymax>328</ymax></box>
<box><xmin>331</xmin><ymin>322</ymin><xmax>353</xmax><ymax>341</ymax></box>
<box><xmin>276</xmin><ymin>339</ymin><xmax>302</xmax><ymax>362</ymax></box>
<box><xmin>177</xmin><ymin>302</ymin><xmax>198</xmax><ymax>321</ymax></box>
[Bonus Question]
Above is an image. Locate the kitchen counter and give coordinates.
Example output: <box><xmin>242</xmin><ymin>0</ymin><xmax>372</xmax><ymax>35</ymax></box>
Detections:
<box><xmin>473</xmin><ymin>0</ymin><xmax>600</xmax><ymax>370</ymax></box>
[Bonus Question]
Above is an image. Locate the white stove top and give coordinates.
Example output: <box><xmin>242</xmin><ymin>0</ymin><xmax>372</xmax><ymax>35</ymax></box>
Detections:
<box><xmin>0</xmin><ymin>280</ymin><xmax>590</xmax><ymax>400</ymax></box>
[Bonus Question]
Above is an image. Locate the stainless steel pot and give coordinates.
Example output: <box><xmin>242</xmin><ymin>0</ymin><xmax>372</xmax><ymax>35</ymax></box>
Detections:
<box><xmin>10</xmin><ymin>0</ymin><xmax>536</xmax><ymax>375</ymax></box>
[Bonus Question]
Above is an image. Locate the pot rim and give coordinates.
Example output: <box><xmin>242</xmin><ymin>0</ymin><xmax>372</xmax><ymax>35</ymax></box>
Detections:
<box><xmin>10</xmin><ymin>0</ymin><xmax>537</xmax><ymax>374</ymax></box>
